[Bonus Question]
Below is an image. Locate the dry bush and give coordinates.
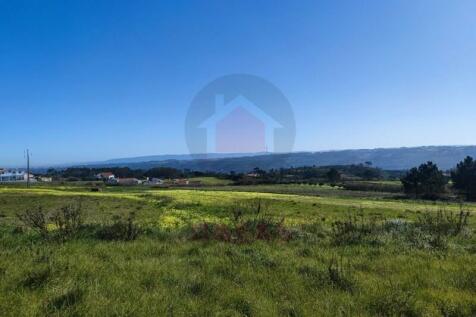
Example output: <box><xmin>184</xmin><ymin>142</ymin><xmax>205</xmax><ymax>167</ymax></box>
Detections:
<box><xmin>189</xmin><ymin>199</ymin><xmax>293</xmax><ymax>243</ymax></box>
<box><xmin>17</xmin><ymin>206</ymin><xmax>48</xmax><ymax>237</ymax></box>
<box><xmin>190</xmin><ymin>217</ymin><xmax>293</xmax><ymax>243</ymax></box>
<box><xmin>414</xmin><ymin>208</ymin><xmax>470</xmax><ymax>237</ymax></box>
<box><xmin>330</xmin><ymin>207</ymin><xmax>471</xmax><ymax>250</ymax></box>
<box><xmin>330</xmin><ymin>215</ymin><xmax>380</xmax><ymax>246</ymax></box>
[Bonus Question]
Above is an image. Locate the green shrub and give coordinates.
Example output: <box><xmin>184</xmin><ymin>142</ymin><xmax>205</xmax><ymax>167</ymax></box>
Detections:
<box><xmin>50</xmin><ymin>200</ymin><xmax>84</xmax><ymax>239</ymax></box>
<box><xmin>16</xmin><ymin>206</ymin><xmax>48</xmax><ymax>237</ymax></box>
<box><xmin>414</xmin><ymin>209</ymin><xmax>470</xmax><ymax>237</ymax></box>
<box><xmin>401</xmin><ymin>209</ymin><xmax>471</xmax><ymax>250</ymax></box>
<box><xmin>329</xmin><ymin>209</ymin><xmax>471</xmax><ymax>250</ymax></box>
<box><xmin>96</xmin><ymin>212</ymin><xmax>141</xmax><ymax>241</ymax></box>
<box><xmin>17</xmin><ymin>201</ymin><xmax>84</xmax><ymax>240</ymax></box>
<box><xmin>330</xmin><ymin>215</ymin><xmax>379</xmax><ymax>246</ymax></box>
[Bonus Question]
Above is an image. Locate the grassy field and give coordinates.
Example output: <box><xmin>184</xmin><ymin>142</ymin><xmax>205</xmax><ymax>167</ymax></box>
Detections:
<box><xmin>1</xmin><ymin>184</ymin><xmax>475</xmax><ymax>316</ymax></box>
<box><xmin>189</xmin><ymin>177</ymin><xmax>234</xmax><ymax>186</ymax></box>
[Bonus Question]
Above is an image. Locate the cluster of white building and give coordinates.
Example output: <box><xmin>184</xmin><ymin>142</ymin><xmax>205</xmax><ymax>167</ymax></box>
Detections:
<box><xmin>95</xmin><ymin>172</ymin><xmax>191</xmax><ymax>186</ymax></box>
<box><xmin>0</xmin><ymin>169</ymin><xmax>35</xmax><ymax>183</ymax></box>
<box><xmin>0</xmin><ymin>168</ymin><xmax>53</xmax><ymax>183</ymax></box>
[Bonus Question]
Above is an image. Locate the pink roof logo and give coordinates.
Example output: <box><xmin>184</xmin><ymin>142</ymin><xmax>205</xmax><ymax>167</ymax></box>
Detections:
<box><xmin>199</xmin><ymin>95</ymin><xmax>282</xmax><ymax>153</ymax></box>
<box><xmin>185</xmin><ymin>74</ymin><xmax>295</xmax><ymax>156</ymax></box>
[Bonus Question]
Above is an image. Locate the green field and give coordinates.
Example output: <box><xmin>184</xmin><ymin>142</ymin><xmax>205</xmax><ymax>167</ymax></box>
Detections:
<box><xmin>189</xmin><ymin>177</ymin><xmax>234</xmax><ymax>186</ymax></box>
<box><xmin>1</xmin><ymin>185</ymin><xmax>475</xmax><ymax>316</ymax></box>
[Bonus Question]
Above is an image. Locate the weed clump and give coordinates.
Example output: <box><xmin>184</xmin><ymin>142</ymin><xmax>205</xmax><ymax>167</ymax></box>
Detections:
<box><xmin>330</xmin><ymin>215</ymin><xmax>380</xmax><ymax>246</ymax></box>
<box><xmin>190</xmin><ymin>217</ymin><xmax>293</xmax><ymax>243</ymax></box>
<box><xmin>329</xmin><ymin>208</ymin><xmax>471</xmax><ymax>250</ymax></box>
<box><xmin>299</xmin><ymin>258</ymin><xmax>355</xmax><ymax>292</ymax></box>
<box><xmin>403</xmin><ymin>208</ymin><xmax>471</xmax><ymax>250</ymax></box>
<box><xmin>50</xmin><ymin>200</ymin><xmax>84</xmax><ymax>239</ymax></box>
<box><xmin>21</xmin><ymin>267</ymin><xmax>50</xmax><ymax>289</ymax></box>
<box><xmin>96</xmin><ymin>212</ymin><xmax>141</xmax><ymax>241</ymax></box>
<box><xmin>326</xmin><ymin>258</ymin><xmax>355</xmax><ymax>292</ymax></box>
<box><xmin>17</xmin><ymin>206</ymin><xmax>48</xmax><ymax>238</ymax></box>
<box><xmin>189</xmin><ymin>199</ymin><xmax>294</xmax><ymax>243</ymax></box>
<box><xmin>414</xmin><ymin>209</ymin><xmax>470</xmax><ymax>237</ymax></box>
<box><xmin>17</xmin><ymin>200</ymin><xmax>84</xmax><ymax>240</ymax></box>
<box><xmin>45</xmin><ymin>287</ymin><xmax>83</xmax><ymax>313</ymax></box>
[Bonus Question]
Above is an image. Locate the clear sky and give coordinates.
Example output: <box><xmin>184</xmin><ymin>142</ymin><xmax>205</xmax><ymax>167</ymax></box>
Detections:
<box><xmin>1</xmin><ymin>0</ymin><xmax>475</xmax><ymax>166</ymax></box>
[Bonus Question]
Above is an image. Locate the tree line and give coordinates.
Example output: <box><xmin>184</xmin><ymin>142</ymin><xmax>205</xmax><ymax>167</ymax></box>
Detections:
<box><xmin>401</xmin><ymin>156</ymin><xmax>476</xmax><ymax>201</ymax></box>
<box><xmin>45</xmin><ymin>164</ymin><xmax>385</xmax><ymax>184</ymax></box>
<box><xmin>45</xmin><ymin>167</ymin><xmax>212</xmax><ymax>181</ymax></box>
<box><xmin>230</xmin><ymin>164</ymin><xmax>386</xmax><ymax>185</ymax></box>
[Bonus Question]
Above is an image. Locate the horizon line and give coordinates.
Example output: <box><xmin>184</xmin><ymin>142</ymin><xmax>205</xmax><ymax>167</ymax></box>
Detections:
<box><xmin>4</xmin><ymin>144</ymin><xmax>476</xmax><ymax>169</ymax></box>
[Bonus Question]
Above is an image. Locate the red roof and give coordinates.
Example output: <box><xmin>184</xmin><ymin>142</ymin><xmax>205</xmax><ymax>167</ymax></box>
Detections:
<box><xmin>99</xmin><ymin>172</ymin><xmax>114</xmax><ymax>177</ymax></box>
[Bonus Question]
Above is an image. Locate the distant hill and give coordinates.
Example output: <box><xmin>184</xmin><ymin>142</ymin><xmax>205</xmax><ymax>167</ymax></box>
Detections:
<box><xmin>79</xmin><ymin>146</ymin><xmax>476</xmax><ymax>173</ymax></box>
<box><xmin>99</xmin><ymin>152</ymin><xmax>267</xmax><ymax>164</ymax></box>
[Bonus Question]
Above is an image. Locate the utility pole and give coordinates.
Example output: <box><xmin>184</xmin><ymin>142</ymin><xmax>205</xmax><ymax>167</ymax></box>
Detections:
<box><xmin>26</xmin><ymin>149</ymin><xmax>30</xmax><ymax>188</ymax></box>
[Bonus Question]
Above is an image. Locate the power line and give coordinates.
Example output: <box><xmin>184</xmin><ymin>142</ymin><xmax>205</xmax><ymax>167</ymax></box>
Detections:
<box><xmin>26</xmin><ymin>149</ymin><xmax>30</xmax><ymax>188</ymax></box>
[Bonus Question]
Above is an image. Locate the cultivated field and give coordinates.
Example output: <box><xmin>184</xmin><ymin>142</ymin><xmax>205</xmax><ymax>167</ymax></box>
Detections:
<box><xmin>1</xmin><ymin>184</ymin><xmax>475</xmax><ymax>316</ymax></box>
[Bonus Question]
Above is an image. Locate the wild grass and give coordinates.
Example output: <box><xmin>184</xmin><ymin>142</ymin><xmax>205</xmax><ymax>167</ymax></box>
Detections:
<box><xmin>0</xmin><ymin>185</ymin><xmax>475</xmax><ymax>316</ymax></box>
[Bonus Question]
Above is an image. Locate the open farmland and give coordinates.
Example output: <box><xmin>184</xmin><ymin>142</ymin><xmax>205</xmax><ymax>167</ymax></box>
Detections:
<box><xmin>1</xmin><ymin>185</ymin><xmax>476</xmax><ymax>316</ymax></box>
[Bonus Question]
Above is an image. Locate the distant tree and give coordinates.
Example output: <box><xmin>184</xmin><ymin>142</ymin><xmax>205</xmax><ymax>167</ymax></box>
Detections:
<box><xmin>326</xmin><ymin>168</ymin><xmax>341</xmax><ymax>183</ymax></box>
<box><xmin>253</xmin><ymin>167</ymin><xmax>266</xmax><ymax>175</ymax></box>
<box><xmin>145</xmin><ymin>167</ymin><xmax>181</xmax><ymax>179</ymax></box>
<box><xmin>46</xmin><ymin>168</ymin><xmax>57</xmax><ymax>176</ymax></box>
<box><xmin>401</xmin><ymin>161</ymin><xmax>447</xmax><ymax>199</ymax></box>
<box><xmin>109</xmin><ymin>167</ymin><xmax>141</xmax><ymax>178</ymax></box>
<box><xmin>451</xmin><ymin>156</ymin><xmax>476</xmax><ymax>201</ymax></box>
<box><xmin>63</xmin><ymin>168</ymin><xmax>95</xmax><ymax>180</ymax></box>
<box><xmin>360</xmin><ymin>167</ymin><xmax>383</xmax><ymax>180</ymax></box>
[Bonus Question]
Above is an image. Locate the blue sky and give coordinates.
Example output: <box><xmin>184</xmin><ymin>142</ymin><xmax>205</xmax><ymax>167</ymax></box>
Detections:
<box><xmin>1</xmin><ymin>0</ymin><xmax>475</xmax><ymax>166</ymax></box>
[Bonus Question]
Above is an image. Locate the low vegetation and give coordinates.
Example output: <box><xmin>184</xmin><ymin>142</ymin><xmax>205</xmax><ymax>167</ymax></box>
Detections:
<box><xmin>96</xmin><ymin>212</ymin><xmax>141</xmax><ymax>241</ymax></box>
<box><xmin>39</xmin><ymin>156</ymin><xmax>476</xmax><ymax>204</ymax></box>
<box><xmin>190</xmin><ymin>200</ymin><xmax>294</xmax><ymax>243</ymax></box>
<box><xmin>1</xmin><ymin>183</ymin><xmax>475</xmax><ymax>316</ymax></box>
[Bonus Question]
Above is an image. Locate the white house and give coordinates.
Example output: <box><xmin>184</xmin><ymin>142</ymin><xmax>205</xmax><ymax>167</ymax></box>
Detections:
<box><xmin>199</xmin><ymin>95</ymin><xmax>282</xmax><ymax>153</ymax></box>
<box><xmin>0</xmin><ymin>170</ymin><xmax>35</xmax><ymax>183</ymax></box>
<box><xmin>117</xmin><ymin>178</ymin><xmax>141</xmax><ymax>186</ymax></box>
<box><xmin>96</xmin><ymin>172</ymin><xmax>116</xmax><ymax>180</ymax></box>
<box><xmin>145</xmin><ymin>177</ymin><xmax>164</xmax><ymax>185</ymax></box>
